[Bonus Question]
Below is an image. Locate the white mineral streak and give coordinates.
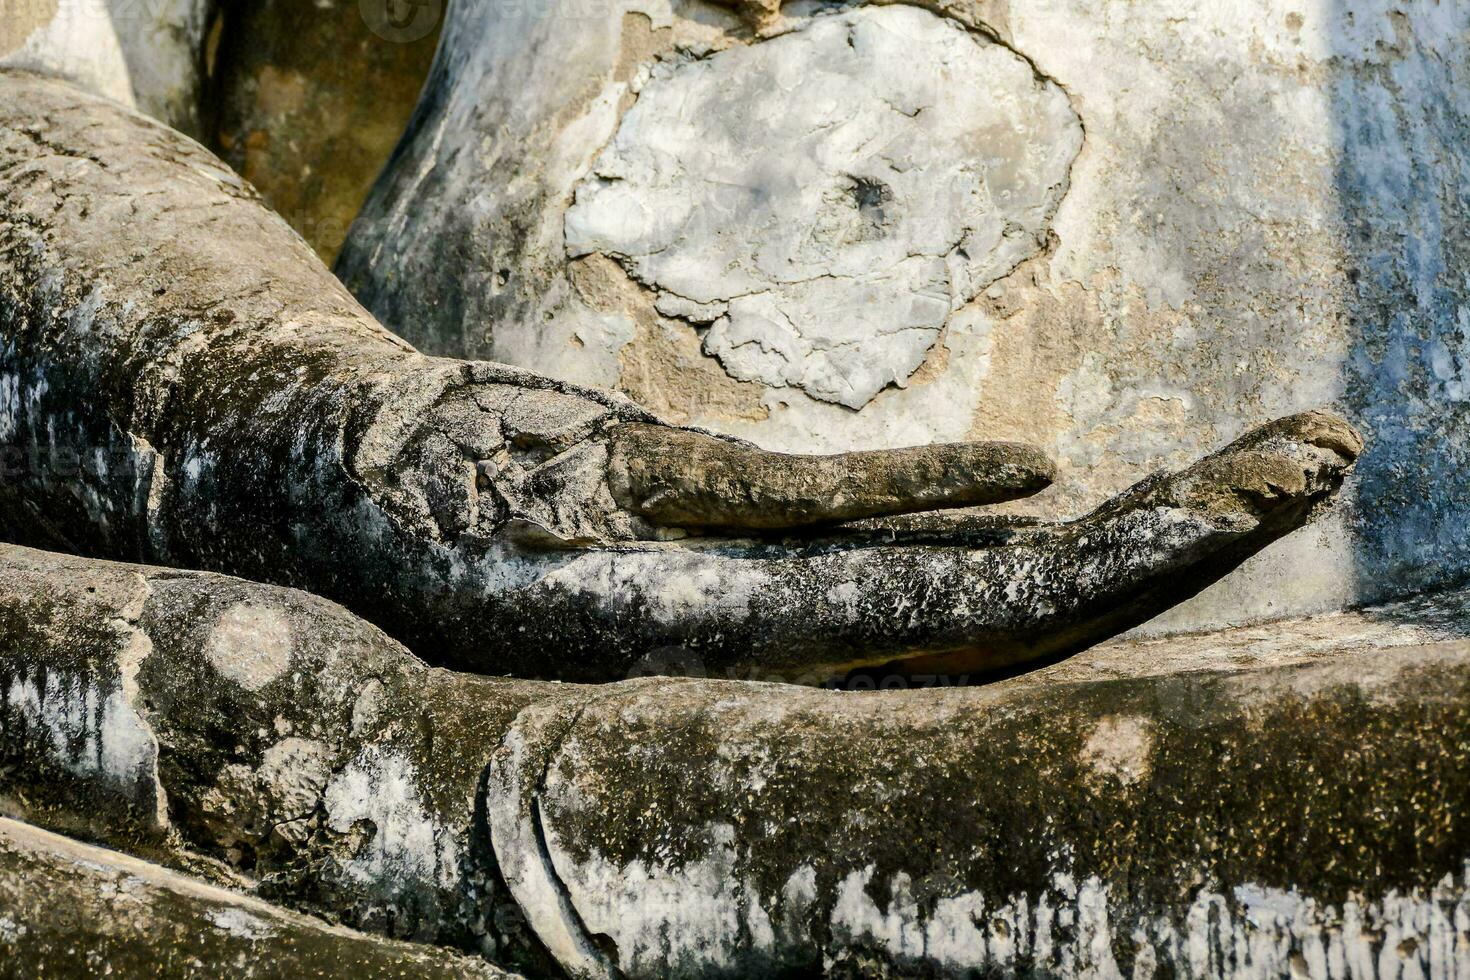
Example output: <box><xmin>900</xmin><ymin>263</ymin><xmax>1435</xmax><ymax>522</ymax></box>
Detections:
<box><xmin>0</xmin><ymin>371</ymin><xmax>19</xmax><ymax>442</ymax></box>
<box><xmin>534</xmin><ymin>833</ymin><xmax>1470</xmax><ymax>980</ymax></box>
<box><xmin>537</xmin><ymin>551</ymin><xmax>765</xmax><ymax>629</ymax></box>
<box><xmin>0</xmin><ymin>568</ymin><xmax>166</xmax><ymax>828</ymax></box>
<box><xmin>0</xmin><ymin>668</ymin><xmax>161</xmax><ymax>822</ymax></box>
<box><xmin>546</xmin><ymin>819</ymin><xmax>777</xmax><ymax>976</ymax></box>
<box><xmin>565</xmin><ymin>5</ymin><xmax>1081</xmax><ymax>408</ymax></box>
<box><xmin>323</xmin><ymin>746</ymin><xmax>461</xmax><ymax>894</ymax></box>
<box><xmin>206</xmin><ymin>906</ymin><xmax>275</xmax><ymax>941</ymax></box>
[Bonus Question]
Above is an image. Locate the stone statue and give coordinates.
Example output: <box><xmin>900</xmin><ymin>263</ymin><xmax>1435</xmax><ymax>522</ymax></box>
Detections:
<box><xmin>0</xmin><ymin>1</ymin><xmax>1467</xmax><ymax>975</ymax></box>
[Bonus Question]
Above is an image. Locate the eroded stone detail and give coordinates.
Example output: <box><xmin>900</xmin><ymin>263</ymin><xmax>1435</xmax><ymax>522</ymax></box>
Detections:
<box><xmin>203</xmin><ymin>602</ymin><xmax>293</xmax><ymax>692</ymax></box>
<box><xmin>1079</xmin><ymin>715</ymin><xmax>1154</xmax><ymax>789</ymax></box>
<box><xmin>0</xmin><ymin>817</ymin><xmax>515</xmax><ymax>977</ymax></box>
<box><xmin>323</xmin><ymin>747</ymin><xmax>461</xmax><ymax>895</ymax></box>
<box><xmin>565</xmin><ymin>5</ymin><xmax>1082</xmax><ymax>408</ymax></box>
<box><xmin>5</xmin><ymin>540</ymin><xmax>1470</xmax><ymax>978</ymax></box>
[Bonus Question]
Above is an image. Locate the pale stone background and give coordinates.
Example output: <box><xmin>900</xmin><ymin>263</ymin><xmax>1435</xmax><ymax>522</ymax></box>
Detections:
<box><xmin>0</xmin><ymin>0</ymin><xmax>210</xmax><ymax>136</ymax></box>
<box><xmin>338</xmin><ymin>0</ymin><xmax>1470</xmax><ymax>636</ymax></box>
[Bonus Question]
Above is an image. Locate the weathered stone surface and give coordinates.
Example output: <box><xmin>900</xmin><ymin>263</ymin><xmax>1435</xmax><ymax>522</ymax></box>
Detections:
<box><xmin>0</xmin><ymin>0</ymin><xmax>210</xmax><ymax>136</ymax></box>
<box><xmin>562</xmin><ymin>5</ymin><xmax>1080</xmax><ymax>409</ymax></box>
<box><xmin>0</xmin><ymin>72</ymin><xmax>1359</xmax><ymax>682</ymax></box>
<box><xmin>208</xmin><ymin>0</ymin><xmax>442</xmax><ymax>262</ymax></box>
<box><xmin>493</xmin><ymin>588</ymin><xmax>1470</xmax><ymax>979</ymax></box>
<box><xmin>0</xmin><ymin>816</ymin><xmax>514</xmax><ymax>978</ymax></box>
<box><xmin>608</xmin><ymin>423</ymin><xmax>1055</xmax><ymax>530</ymax></box>
<box><xmin>339</xmin><ymin>0</ymin><xmax>1470</xmax><ymax>640</ymax></box>
<box><xmin>4</xmin><ymin>540</ymin><xmax>1470</xmax><ymax>978</ymax></box>
<box><xmin>0</xmin><ymin>541</ymin><xmax>566</xmax><ymax>971</ymax></box>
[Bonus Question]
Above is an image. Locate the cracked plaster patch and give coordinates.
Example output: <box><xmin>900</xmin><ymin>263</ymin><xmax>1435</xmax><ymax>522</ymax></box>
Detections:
<box><xmin>565</xmin><ymin>4</ymin><xmax>1081</xmax><ymax>408</ymax></box>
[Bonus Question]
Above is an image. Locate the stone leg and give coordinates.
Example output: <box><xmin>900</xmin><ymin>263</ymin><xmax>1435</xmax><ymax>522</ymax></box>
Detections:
<box><xmin>3</xmin><ymin>540</ymin><xmax>1469</xmax><ymax>977</ymax></box>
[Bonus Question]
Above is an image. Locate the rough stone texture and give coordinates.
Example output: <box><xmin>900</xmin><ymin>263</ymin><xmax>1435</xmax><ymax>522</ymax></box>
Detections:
<box><xmin>0</xmin><ymin>541</ymin><xmax>566</xmax><ymax>973</ymax></box>
<box><xmin>207</xmin><ymin>0</ymin><xmax>442</xmax><ymax>262</ymax></box>
<box><xmin>5</xmin><ymin>540</ymin><xmax>1470</xmax><ymax>978</ymax></box>
<box><xmin>511</xmin><ymin>637</ymin><xmax>1470</xmax><ymax>979</ymax></box>
<box><xmin>0</xmin><ymin>0</ymin><xmax>211</xmax><ymax>136</ymax></box>
<box><xmin>0</xmin><ymin>816</ymin><xmax>515</xmax><ymax>978</ymax></box>
<box><xmin>338</xmin><ymin>0</ymin><xmax>1470</xmax><ymax>639</ymax></box>
<box><xmin>608</xmin><ymin>422</ymin><xmax>1056</xmax><ymax>529</ymax></box>
<box><xmin>562</xmin><ymin>5</ymin><xmax>1081</xmax><ymax>408</ymax></box>
<box><xmin>0</xmin><ymin>72</ymin><xmax>1359</xmax><ymax>682</ymax></box>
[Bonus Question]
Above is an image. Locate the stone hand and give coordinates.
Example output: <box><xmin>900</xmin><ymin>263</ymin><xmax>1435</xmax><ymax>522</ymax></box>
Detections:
<box><xmin>0</xmin><ymin>72</ymin><xmax>1359</xmax><ymax>682</ymax></box>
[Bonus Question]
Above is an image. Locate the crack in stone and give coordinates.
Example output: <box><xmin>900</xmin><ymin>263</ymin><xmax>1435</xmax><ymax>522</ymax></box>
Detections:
<box><xmin>486</xmin><ymin>695</ymin><xmax>623</xmax><ymax>979</ymax></box>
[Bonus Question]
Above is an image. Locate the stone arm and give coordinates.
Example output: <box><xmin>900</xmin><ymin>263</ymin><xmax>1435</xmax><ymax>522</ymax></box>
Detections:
<box><xmin>0</xmin><ymin>72</ymin><xmax>1360</xmax><ymax>682</ymax></box>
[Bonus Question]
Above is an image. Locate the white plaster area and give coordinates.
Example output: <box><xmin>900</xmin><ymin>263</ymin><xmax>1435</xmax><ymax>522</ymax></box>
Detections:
<box><xmin>348</xmin><ymin>0</ymin><xmax>1470</xmax><ymax>633</ymax></box>
<box><xmin>203</xmin><ymin>602</ymin><xmax>294</xmax><ymax>693</ymax></box>
<box><xmin>323</xmin><ymin>746</ymin><xmax>462</xmax><ymax>895</ymax></box>
<box><xmin>0</xmin><ymin>0</ymin><xmax>209</xmax><ymax>132</ymax></box>
<box><xmin>103</xmin><ymin>0</ymin><xmax>209</xmax><ymax>129</ymax></box>
<box><xmin>565</xmin><ymin>4</ymin><xmax>1081</xmax><ymax>408</ymax></box>
<box><xmin>715</xmin><ymin>301</ymin><xmax>1005</xmax><ymax>452</ymax></box>
<box><xmin>0</xmin><ymin>0</ymin><xmax>135</xmax><ymax>111</ymax></box>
